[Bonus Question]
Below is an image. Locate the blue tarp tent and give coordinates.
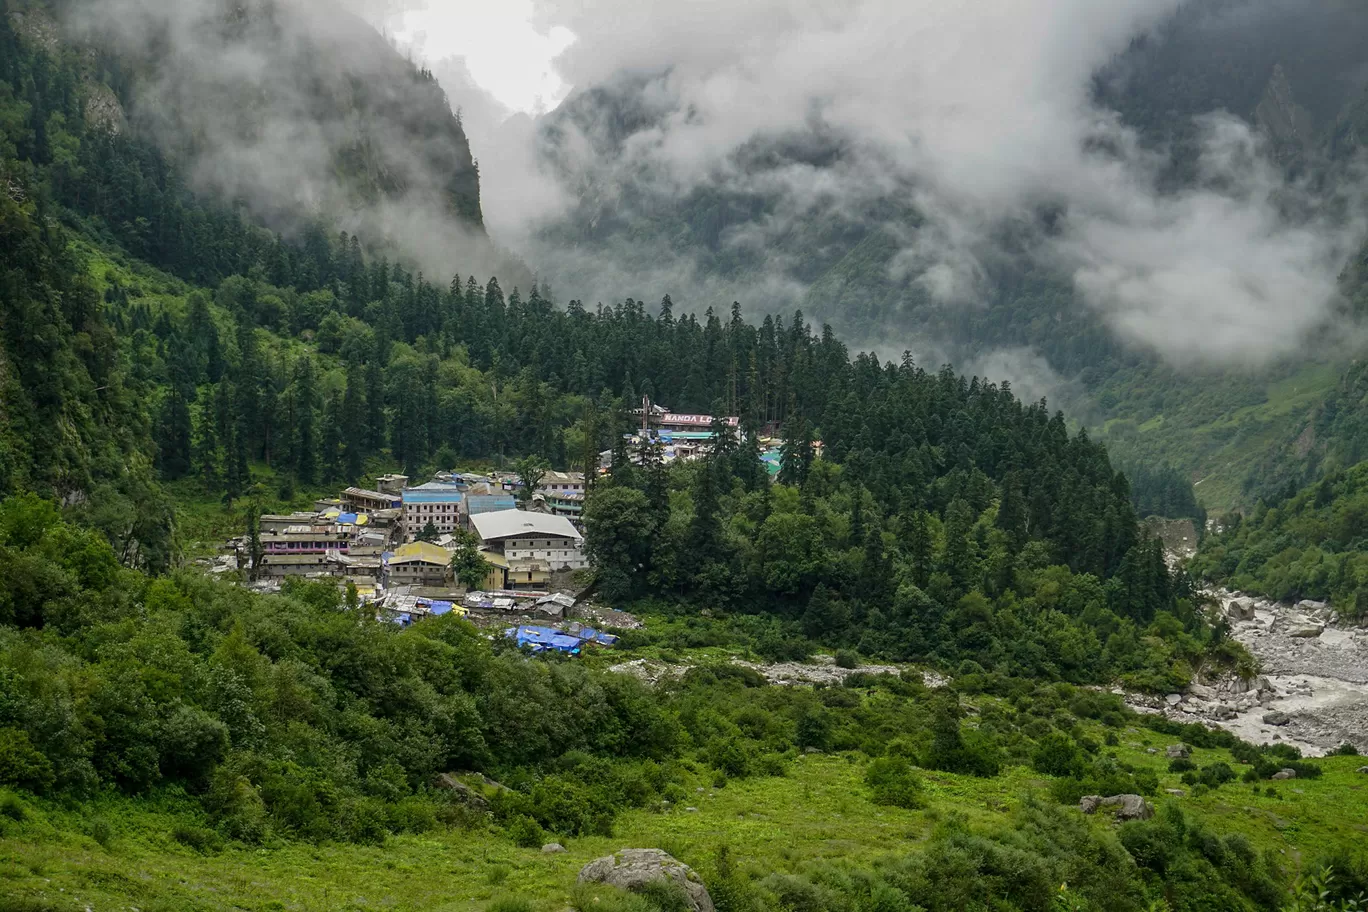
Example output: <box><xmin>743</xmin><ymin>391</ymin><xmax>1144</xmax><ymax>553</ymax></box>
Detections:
<box><xmin>337</xmin><ymin>512</ymin><xmax>359</xmax><ymax>524</ymax></box>
<box><xmin>506</xmin><ymin>625</ymin><xmax>584</xmax><ymax>654</ymax></box>
<box><xmin>429</xmin><ymin>601</ymin><xmax>454</xmax><ymax>616</ymax></box>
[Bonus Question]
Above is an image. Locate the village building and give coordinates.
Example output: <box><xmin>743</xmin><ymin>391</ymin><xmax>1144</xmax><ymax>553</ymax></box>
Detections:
<box><xmin>261</xmin><ymin>525</ymin><xmax>352</xmax><ymax>555</ymax></box>
<box><xmin>460</xmin><ymin>489</ymin><xmax>518</xmax><ymax>527</ymax></box>
<box><xmin>387</xmin><ymin>541</ymin><xmax>452</xmax><ymax>587</ymax></box>
<box><xmin>469</xmin><ymin>510</ymin><xmax>587</xmax><ymax>571</ymax></box>
<box><xmin>506</xmin><ymin>560</ymin><xmax>551</xmax><ymax>590</ymax></box>
<box><xmin>257</xmin><ymin>553</ymin><xmax>332</xmax><ymax>579</ymax></box>
<box><xmin>656</xmin><ymin>412</ymin><xmax>740</xmax><ymax>434</ymax></box>
<box><xmin>343</xmin><ymin>486</ymin><xmax>401</xmax><ymax>514</ymax></box>
<box><xmin>537</xmin><ymin>471</ymin><xmax>586</xmax><ymax>496</ymax></box>
<box><xmin>402</xmin><ymin>483</ymin><xmax>464</xmax><ymax>541</ymax></box>
<box><xmin>375</xmin><ymin>474</ymin><xmax>410</xmax><ymax>496</ymax></box>
<box><xmin>259</xmin><ymin>512</ymin><xmax>321</xmax><ymax>534</ymax></box>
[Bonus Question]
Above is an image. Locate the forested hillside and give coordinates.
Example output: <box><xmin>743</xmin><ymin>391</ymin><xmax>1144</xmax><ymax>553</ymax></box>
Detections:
<box><xmin>1193</xmin><ymin>462</ymin><xmax>1368</xmax><ymax>619</ymax></box>
<box><xmin>5</xmin><ymin>3</ymin><xmax>1368</xmax><ymax>911</ymax></box>
<box><xmin>519</xmin><ymin>0</ymin><xmax>1368</xmax><ymax>513</ymax></box>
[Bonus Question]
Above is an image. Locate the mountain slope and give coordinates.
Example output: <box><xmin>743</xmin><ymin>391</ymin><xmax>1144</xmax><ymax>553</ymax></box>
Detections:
<box><xmin>517</xmin><ymin>0</ymin><xmax>1368</xmax><ymax>513</ymax></box>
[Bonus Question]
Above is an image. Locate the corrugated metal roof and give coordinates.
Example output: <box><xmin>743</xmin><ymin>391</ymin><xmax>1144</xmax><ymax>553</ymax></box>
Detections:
<box><xmin>345</xmin><ymin>487</ymin><xmax>399</xmax><ymax>502</ymax></box>
<box><xmin>464</xmin><ymin>494</ymin><xmax>517</xmax><ymax>515</ymax></box>
<box><xmin>390</xmin><ymin>542</ymin><xmax>451</xmax><ymax>566</ymax></box>
<box><xmin>470</xmin><ymin>510</ymin><xmax>582</xmax><ymax>542</ymax></box>
<box><xmin>402</xmin><ymin>490</ymin><xmax>465</xmax><ymax>505</ymax></box>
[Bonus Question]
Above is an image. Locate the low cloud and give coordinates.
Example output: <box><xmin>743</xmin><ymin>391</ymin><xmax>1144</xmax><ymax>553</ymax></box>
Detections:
<box><xmin>63</xmin><ymin>0</ymin><xmax>519</xmax><ymax>281</ymax></box>
<box><xmin>427</xmin><ymin>0</ymin><xmax>1367</xmax><ymax>367</ymax></box>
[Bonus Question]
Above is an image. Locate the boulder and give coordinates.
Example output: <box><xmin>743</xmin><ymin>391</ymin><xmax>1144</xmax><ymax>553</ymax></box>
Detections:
<box><xmin>1356</xmin><ymin>767</ymin><xmax>1368</xmax><ymax>774</ymax></box>
<box><xmin>1296</xmin><ymin>599</ymin><xmax>1329</xmax><ymax>612</ymax></box>
<box><xmin>1263</xmin><ymin>712</ymin><xmax>1291</xmax><ymax>727</ymax></box>
<box><xmin>1287</xmin><ymin>624</ymin><xmax>1326</xmax><ymax>639</ymax></box>
<box><xmin>1226</xmin><ymin>599</ymin><xmax>1256</xmax><ymax>622</ymax></box>
<box><xmin>431</xmin><ymin>773</ymin><xmax>490</xmax><ymax>811</ymax></box>
<box><xmin>542</xmin><ymin>843</ymin><xmax>567</xmax><ymax>854</ymax></box>
<box><xmin>1165</xmin><ymin>743</ymin><xmax>1192</xmax><ymax>760</ymax></box>
<box><xmin>1186</xmin><ymin>683</ymin><xmax>1218</xmax><ymax>701</ymax></box>
<box><xmin>1271</xmin><ymin>769</ymin><xmax>1298</xmax><ymax>781</ymax></box>
<box><xmin>1212</xmin><ymin>706</ymin><xmax>1238</xmax><ymax>721</ymax></box>
<box><xmin>1164</xmin><ymin>693</ymin><xmax>1182</xmax><ymax>706</ymax></box>
<box><xmin>1079</xmin><ymin>794</ymin><xmax>1154</xmax><ymax>822</ymax></box>
<box><xmin>578</xmin><ymin>849</ymin><xmax>714</xmax><ymax>912</ymax></box>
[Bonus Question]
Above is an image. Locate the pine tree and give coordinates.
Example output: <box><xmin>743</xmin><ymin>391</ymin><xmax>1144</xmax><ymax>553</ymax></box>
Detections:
<box><xmin>246</xmin><ymin>505</ymin><xmax>264</xmax><ymax>580</ymax></box>
<box><xmin>779</xmin><ymin>415</ymin><xmax>814</xmax><ymax>486</ymax></box>
<box><xmin>365</xmin><ymin>359</ymin><xmax>386</xmax><ymax>452</ymax></box>
<box><xmin>320</xmin><ymin>386</ymin><xmax>344</xmax><ymax>483</ymax></box>
<box><xmin>342</xmin><ymin>370</ymin><xmax>366</xmax><ymax>484</ymax></box>
<box><xmin>192</xmin><ymin>399</ymin><xmax>220</xmax><ymax>488</ymax></box>
<box><xmin>292</xmin><ymin>356</ymin><xmax>317</xmax><ymax>483</ymax></box>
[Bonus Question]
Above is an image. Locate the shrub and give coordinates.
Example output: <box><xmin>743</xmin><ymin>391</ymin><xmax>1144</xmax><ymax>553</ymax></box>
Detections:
<box><xmin>505</xmin><ymin>814</ymin><xmax>545</xmax><ymax>849</ymax></box>
<box><xmin>834</xmin><ymin>649</ymin><xmax>859</xmax><ymax>669</ymax></box>
<box><xmin>569</xmin><ymin>882</ymin><xmax>654</xmax><ymax>912</ymax></box>
<box><xmin>0</xmin><ymin>729</ymin><xmax>56</xmax><ymax>794</ymax></box>
<box><xmin>489</xmin><ymin>897</ymin><xmax>538</xmax><ymax>912</ymax></box>
<box><xmin>1032</xmin><ymin>734</ymin><xmax>1086</xmax><ymax>778</ymax></box>
<box><xmin>87</xmin><ymin>817</ymin><xmax>113</xmax><ymax>847</ymax></box>
<box><xmin>1169</xmin><ymin>757</ymin><xmax>1197</xmax><ymax>773</ymax></box>
<box><xmin>170</xmin><ymin>823</ymin><xmax>223</xmax><ymax>854</ymax></box>
<box><xmin>865</xmin><ymin>756</ymin><xmax>925</xmax><ymax>809</ymax></box>
<box><xmin>1331</xmin><ymin>742</ymin><xmax>1360</xmax><ymax>757</ymax></box>
<box><xmin>0</xmin><ymin>792</ymin><xmax>27</xmax><ymax>821</ymax></box>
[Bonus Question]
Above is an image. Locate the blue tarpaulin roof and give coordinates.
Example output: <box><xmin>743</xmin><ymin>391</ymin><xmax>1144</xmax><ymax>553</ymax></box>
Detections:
<box><xmin>504</xmin><ymin>625</ymin><xmax>617</xmax><ymax>654</ymax></box>
<box><xmin>507</xmin><ymin>626</ymin><xmax>582</xmax><ymax>654</ymax></box>
<box><xmin>337</xmin><ymin>512</ymin><xmax>359</xmax><ymax>524</ymax></box>
<box><xmin>429</xmin><ymin>601</ymin><xmax>454</xmax><ymax>616</ymax></box>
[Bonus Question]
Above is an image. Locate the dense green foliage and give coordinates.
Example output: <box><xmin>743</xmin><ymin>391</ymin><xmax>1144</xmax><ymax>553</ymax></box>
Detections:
<box><xmin>1122</xmin><ymin>462</ymin><xmax>1207</xmax><ymax>527</ymax></box>
<box><xmin>1194</xmin><ymin>462</ymin><xmax>1368</xmax><ymax>619</ymax></box>
<box><xmin>584</xmin><ymin>376</ymin><xmax>1224</xmax><ymax>691</ymax></box>
<box><xmin>3</xmin><ymin>490</ymin><xmax>1357</xmax><ymax>912</ymax></box>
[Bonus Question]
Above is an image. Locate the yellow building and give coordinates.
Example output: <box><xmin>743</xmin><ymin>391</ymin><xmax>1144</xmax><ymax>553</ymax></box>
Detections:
<box><xmin>388</xmin><ymin>541</ymin><xmax>451</xmax><ymax>587</ymax></box>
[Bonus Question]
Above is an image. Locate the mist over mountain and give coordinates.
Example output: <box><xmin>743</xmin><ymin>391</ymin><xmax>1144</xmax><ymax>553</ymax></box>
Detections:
<box><xmin>450</xmin><ymin>0</ymin><xmax>1368</xmax><ymax>379</ymax></box>
<box><xmin>50</xmin><ymin>0</ymin><xmax>525</xmax><ymax>281</ymax></box>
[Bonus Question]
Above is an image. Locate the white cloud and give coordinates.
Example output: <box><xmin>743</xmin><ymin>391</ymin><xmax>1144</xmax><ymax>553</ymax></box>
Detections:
<box><xmin>417</xmin><ymin>0</ymin><xmax>1365</xmax><ymax>366</ymax></box>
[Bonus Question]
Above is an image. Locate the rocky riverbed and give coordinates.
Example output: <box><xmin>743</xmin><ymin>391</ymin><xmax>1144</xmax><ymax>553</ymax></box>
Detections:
<box><xmin>1127</xmin><ymin>591</ymin><xmax>1368</xmax><ymax>756</ymax></box>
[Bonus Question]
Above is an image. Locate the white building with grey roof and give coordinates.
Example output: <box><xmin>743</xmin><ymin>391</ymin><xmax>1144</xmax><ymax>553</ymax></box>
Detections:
<box><xmin>469</xmin><ymin>510</ymin><xmax>587</xmax><ymax>571</ymax></box>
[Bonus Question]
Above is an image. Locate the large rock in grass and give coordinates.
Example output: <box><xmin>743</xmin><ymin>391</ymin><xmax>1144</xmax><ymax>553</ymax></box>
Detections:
<box><xmin>578</xmin><ymin>849</ymin><xmax>714</xmax><ymax>912</ymax></box>
<box><xmin>1165</xmin><ymin>743</ymin><xmax>1191</xmax><ymax>760</ymax></box>
<box><xmin>1079</xmin><ymin>794</ymin><xmax>1153</xmax><ymax>822</ymax></box>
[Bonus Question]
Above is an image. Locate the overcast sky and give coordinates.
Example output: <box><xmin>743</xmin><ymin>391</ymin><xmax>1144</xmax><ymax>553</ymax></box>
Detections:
<box><xmin>390</xmin><ymin>1</ymin><xmax>572</xmax><ymax>116</ymax></box>
<box><xmin>381</xmin><ymin>0</ymin><xmax>1365</xmax><ymax>369</ymax></box>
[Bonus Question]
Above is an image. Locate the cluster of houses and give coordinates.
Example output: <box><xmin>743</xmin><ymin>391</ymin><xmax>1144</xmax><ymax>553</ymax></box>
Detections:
<box><xmin>234</xmin><ymin>470</ymin><xmax>590</xmax><ymax>610</ymax></box>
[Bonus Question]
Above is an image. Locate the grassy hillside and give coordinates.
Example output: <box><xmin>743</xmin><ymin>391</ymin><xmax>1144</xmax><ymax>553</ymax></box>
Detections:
<box><xmin>3</xmin><ymin>686</ymin><xmax>1367</xmax><ymax>911</ymax></box>
<box><xmin>1099</xmin><ymin>361</ymin><xmax>1345</xmax><ymax>515</ymax></box>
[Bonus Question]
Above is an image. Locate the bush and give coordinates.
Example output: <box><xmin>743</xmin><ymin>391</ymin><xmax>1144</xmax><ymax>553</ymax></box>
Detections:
<box><xmin>489</xmin><ymin>898</ymin><xmax>538</xmax><ymax>912</ymax></box>
<box><xmin>570</xmin><ymin>882</ymin><xmax>654</xmax><ymax>912</ymax></box>
<box><xmin>505</xmin><ymin>814</ymin><xmax>545</xmax><ymax>849</ymax></box>
<box><xmin>834</xmin><ymin>649</ymin><xmax>859</xmax><ymax>669</ymax></box>
<box><xmin>1032</xmin><ymin>734</ymin><xmax>1086</xmax><ymax>778</ymax></box>
<box><xmin>1331</xmin><ymin>742</ymin><xmax>1360</xmax><ymax>757</ymax></box>
<box><xmin>0</xmin><ymin>729</ymin><xmax>56</xmax><ymax>794</ymax></box>
<box><xmin>170</xmin><ymin>823</ymin><xmax>223</xmax><ymax>854</ymax></box>
<box><xmin>0</xmin><ymin>792</ymin><xmax>28</xmax><ymax>821</ymax></box>
<box><xmin>865</xmin><ymin>756</ymin><xmax>925</xmax><ymax>809</ymax></box>
<box><xmin>1168</xmin><ymin>757</ymin><xmax>1196</xmax><ymax>773</ymax></box>
<box><xmin>87</xmin><ymin>817</ymin><xmax>113</xmax><ymax>847</ymax></box>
